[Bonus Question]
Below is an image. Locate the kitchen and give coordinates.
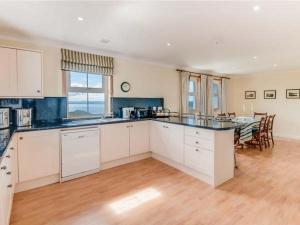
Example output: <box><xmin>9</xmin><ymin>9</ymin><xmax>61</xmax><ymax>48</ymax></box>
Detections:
<box><xmin>1</xmin><ymin>1</ymin><xmax>300</xmax><ymax>225</ymax></box>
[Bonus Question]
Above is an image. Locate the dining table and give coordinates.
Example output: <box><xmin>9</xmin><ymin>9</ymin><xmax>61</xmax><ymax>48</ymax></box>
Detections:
<box><xmin>231</xmin><ymin>116</ymin><xmax>260</xmax><ymax>143</ymax></box>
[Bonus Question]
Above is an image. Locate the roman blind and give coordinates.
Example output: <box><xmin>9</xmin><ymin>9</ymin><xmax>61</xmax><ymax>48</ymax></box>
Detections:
<box><xmin>61</xmin><ymin>48</ymin><xmax>114</xmax><ymax>76</ymax></box>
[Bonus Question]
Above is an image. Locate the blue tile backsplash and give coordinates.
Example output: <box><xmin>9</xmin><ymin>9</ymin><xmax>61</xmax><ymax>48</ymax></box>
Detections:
<box><xmin>0</xmin><ymin>97</ymin><xmax>67</xmax><ymax>123</ymax></box>
<box><xmin>111</xmin><ymin>97</ymin><xmax>164</xmax><ymax>118</ymax></box>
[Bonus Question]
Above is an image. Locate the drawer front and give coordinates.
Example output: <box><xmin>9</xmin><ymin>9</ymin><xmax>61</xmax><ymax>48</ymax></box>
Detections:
<box><xmin>184</xmin><ymin>145</ymin><xmax>213</xmax><ymax>176</ymax></box>
<box><xmin>185</xmin><ymin>127</ymin><xmax>214</xmax><ymax>140</ymax></box>
<box><xmin>185</xmin><ymin>135</ymin><xmax>214</xmax><ymax>151</ymax></box>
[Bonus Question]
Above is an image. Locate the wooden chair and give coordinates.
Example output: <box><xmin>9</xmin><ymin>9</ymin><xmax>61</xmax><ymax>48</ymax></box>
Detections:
<box><xmin>247</xmin><ymin>117</ymin><xmax>268</xmax><ymax>151</ymax></box>
<box><xmin>265</xmin><ymin>115</ymin><xmax>276</xmax><ymax>146</ymax></box>
<box><xmin>228</xmin><ymin>112</ymin><xmax>236</xmax><ymax>118</ymax></box>
<box><xmin>217</xmin><ymin>113</ymin><xmax>226</xmax><ymax>117</ymax></box>
<box><xmin>254</xmin><ymin>112</ymin><xmax>267</xmax><ymax>118</ymax></box>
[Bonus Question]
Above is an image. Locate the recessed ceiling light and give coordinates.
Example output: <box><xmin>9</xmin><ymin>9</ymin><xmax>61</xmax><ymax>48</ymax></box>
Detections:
<box><xmin>253</xmin><ymin>5</ymin><xmax>260</xmax><ymax>12</ymax></box>
<box><xmin>77</xmin><ymin>17</ymin><xmax>84</xmax><ymax>21</ymax></box>
<box><xmin>166</xmin><ymin>42</ymin><xmax>171</xmax><ymax>47</ymax></box>
<box><xmin>253</xmin><ymin>56</ymin><xmax>257</xmax><ymax>60</ymax></box>
<box><xmin>273</xmin><ymin>63</ymin><xmax>278</xmax><ymax>67</ymax></box>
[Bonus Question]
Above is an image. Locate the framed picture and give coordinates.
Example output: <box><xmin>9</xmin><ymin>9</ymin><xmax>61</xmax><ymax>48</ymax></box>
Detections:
<box><xmin>264</xmin><ymin>90</ymin><xmax>276</xmax><ymax>99</ymax></box>
<box><xmin>245</xmin><ymin>91</ymin><xmax>256</xmax><ymax>99</ymax></box>
<box><xmin>286</xmin><ymin>89</ymin><xmax>300</xmax><ymax>99</ymax></box>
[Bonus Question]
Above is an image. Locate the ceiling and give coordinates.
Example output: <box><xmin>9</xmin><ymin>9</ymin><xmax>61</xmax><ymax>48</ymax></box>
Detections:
<box><xmin>0</xmin><ymin>1</ymin><xmax>300</xmax><ymax>75</ymax></box>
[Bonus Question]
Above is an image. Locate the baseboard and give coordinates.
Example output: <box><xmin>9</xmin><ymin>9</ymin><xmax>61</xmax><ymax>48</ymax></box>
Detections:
<box><xmin>101</xmin><ymin>152</ymin><xmax>152</xmax><ymax>170</ymax></box>
<box><xmin>274</xmin><ymin>134</ymin><xmax>300</xmax><ymax>141</ymax></box>
<box><xmin>60</xmin><ymin>169</ymin><xmax>100</xmax><ymax>182</ymax></box>
<box><xmin>152</xmin><ymin>153</ymin><xmax>214</xmax><ymax>187</ymax></box>
<box><xmin>15</xmin><ymin>174</ymin><xmax>60</xmax><ymax>193</ymax></box>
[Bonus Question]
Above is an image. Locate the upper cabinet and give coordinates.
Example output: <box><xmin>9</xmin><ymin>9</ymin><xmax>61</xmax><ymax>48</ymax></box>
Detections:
<box><xmin>0</xmin><ymin>46</ymin><xmax>43</xmax><ymax>98</ymax></box>
<box><xmin>0</xmin><ymin>48</ymin><xmax>17</xmax><ymax>96</ymax></box>
<box><xmin>17</xmin><ymin>50</ymin><xmax>42</xmax><ymax>97</ymax></box>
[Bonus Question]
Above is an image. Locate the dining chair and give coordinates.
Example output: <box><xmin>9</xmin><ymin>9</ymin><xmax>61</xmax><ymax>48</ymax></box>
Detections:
<box><xmin>217</xmin><ymin>113</ymin><xmax>226</xmax><ymax>117</ymax></box>
<box><xmin>265</xmin><ymin>115</ymin><xmax>276</xmax><ymax>146</ymax></box>
<box><xmin>254</xmin><ymin>112</ymin><xmax>267</xmax><ymax>118</ymax></box>
<box><xmin>228</xmin><ymin>112</ymin><xmax>236</xmax><ymax>118</ymax></box>
<box><xmin>247</xmin><ymin>117</ymin><xmax>268</xmax><ymax>151</ymax></box>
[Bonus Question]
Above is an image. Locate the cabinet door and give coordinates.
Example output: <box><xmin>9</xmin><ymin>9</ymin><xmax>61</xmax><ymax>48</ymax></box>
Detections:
<box><xmin>100</xmin><ymin>123</ymin><xmax>130</xmax><ymax>162</ymax></box>
<box><xmin>184</xmin><ymin>145</ymin><xmax>213</xmax><ymax>176</ymax></box>
<box><xmin>130</xmin><ymin>121</ymin><xmax>149</xmax><ymax>155</ymax></box>
<box><xmin>150</xmin><ymin>121</ymin><xmax>168</xmax><ymax>157</ymax></box>
<box><xmin>167</xmin><ymin>124</ymin><xmax>184</xmax><ymax>163</ymax></box>
<box><xmin>18</xmin><ymin>130</ymin><xmax>59</xmax><ymax>182</ymax></box>
<box><xmin>17</xmin><ymin>50</ymin><xmax>42</xmax><ymax>97</ymax></box>
<box><xmin>0</xmin><ymin>47</ymin><xmax>17</xmax><ymax>96</ymax></box>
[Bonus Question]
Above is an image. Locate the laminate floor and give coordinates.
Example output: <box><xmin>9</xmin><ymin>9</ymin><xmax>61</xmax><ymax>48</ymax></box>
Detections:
<box><xmin>10</xmin><ymin>139</ymin><xmax>300</xmax><ymax>225</ymax></box>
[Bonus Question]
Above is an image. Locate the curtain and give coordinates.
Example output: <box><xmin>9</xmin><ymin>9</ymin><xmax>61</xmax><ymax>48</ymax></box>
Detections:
<box><xmin>179</xmin><ymin>71</ymin><xmax>190</xmax><ymax>115</ymax></box>
<box><xmin>206</xmin><ymin>77</ymin><xmax>214</xmax><ymax>116</ymax></box>
<box><xmin>200</xmin><ymin>76</ymin><xmax>207</xmax><ymax>116</ymax></box>
<box><xmin>61</xmin><ymin>48</ymin><xmax>114</xmax><ymax>76</ymax></box>
<box><xmin>221</xmin><ymin>78</ymin><xmax>227</xmax><ymax>113</ymax></box>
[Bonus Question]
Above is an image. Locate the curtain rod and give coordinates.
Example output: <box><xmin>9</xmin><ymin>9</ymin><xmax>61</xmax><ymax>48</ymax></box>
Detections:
<box><xmin>176</xmin><ymin>69</ymin><xmax>230</xmax><ymax>80</ymax></box>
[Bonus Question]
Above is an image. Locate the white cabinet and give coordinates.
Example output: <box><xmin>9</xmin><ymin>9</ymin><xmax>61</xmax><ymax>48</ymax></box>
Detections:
<box><xmin>0</xmin><ymin>138</ymin><xmax>17</xmax><ymax>225</ymax></box>
<box><xmin>150</xmin><ymin>121</ymin><xmax>184</xmax><ymax>163</ymax></box>
<box><xmin>18</xmin><ymin>130</ymin><xmax>59</xmax><ymax>182</ymax></box>
<box><xmin>100</xmin><ymin>123</ymin><xmax>130</xmax><ymax>162</ymax></box>
<box><xmin>17</xmin><ymin>50</ymin><xmax>42</xmax><ymax>97</ymax></box>
<box><xmin>0</xmin><ymin>47</ymin><xmax>17</xmax><ymax>96</ymax></box>
<box><xmin>100</xmin><ymin>121</ymin><xmax>150</xmax><ymax>163</ymax></box>
<box><xmin>129</xmin><ymin>121</ymin><xmax>149</xmax><ymax>155</ymax></box>
<box><xmin>0</xmin><ymin>46</ymin><xmax>42</xmax><ymax>98</ymax></box>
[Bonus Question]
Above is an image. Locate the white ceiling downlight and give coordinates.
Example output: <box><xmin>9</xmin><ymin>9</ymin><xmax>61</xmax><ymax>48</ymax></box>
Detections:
<box><xmin>77</xmin><ymin>17</ymin><xmax>84</xmax><ymax>21</ymax></box>
<box><xmin>253</xmin><ymin>5</ymin><xmax>260</xmax><ymax>12</ymax></box>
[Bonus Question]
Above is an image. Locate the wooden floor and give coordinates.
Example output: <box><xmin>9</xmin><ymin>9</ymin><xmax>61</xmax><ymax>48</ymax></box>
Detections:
<box><xmin>11</xmin><ymin>139</ymin><xmax>300</xmax><ymax>225</ymax></box>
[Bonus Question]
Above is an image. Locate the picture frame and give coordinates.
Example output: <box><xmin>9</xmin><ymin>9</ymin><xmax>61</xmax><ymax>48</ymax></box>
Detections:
<box><xmin>264</xmin><ymin>90</ymin><xmax>276</xmax><ymax>99</ymax></box>
<box><xmin>245</xmin><ymin>91</ymin><xmax>256</xmax><ymax>99</ymax></box>
<box><xmin>286</xmin><ymin>89</ymin><xmax>300</xmax><ymax>99</ymax></box>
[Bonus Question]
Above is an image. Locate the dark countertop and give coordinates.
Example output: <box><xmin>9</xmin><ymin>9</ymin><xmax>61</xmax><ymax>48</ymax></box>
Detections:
<box><xmin>153</xmin><ymin>117</ymin><xmax>239</xmax><ymax>131</ymax></box>
<box><xmin>0</xmin><ymin>117</ymin><xmax>239</xmax><ymax>161</ymax></box>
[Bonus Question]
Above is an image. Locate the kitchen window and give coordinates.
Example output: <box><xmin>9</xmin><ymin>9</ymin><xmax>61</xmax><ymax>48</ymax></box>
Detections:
<box><xmin>67</xmin><ymin>71</ymin><xmax>109</xmax><ymax>118</ymax></box>
<box><xmin>188</xmin><ymin>77</ymin><xmax>200</xmax><ymax>113</ymax></box>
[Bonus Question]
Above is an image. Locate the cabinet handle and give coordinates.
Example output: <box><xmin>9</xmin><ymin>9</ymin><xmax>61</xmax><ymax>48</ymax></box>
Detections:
<box><xmin>195</xmin><ymin>141</ymin><xmax>199</xmax><ymax>144</ymax></box>
<box><xmin>6</xmin><ymin>155</ymin><xmax>10</xmax><ymax>158</ymax></box>
<box><xmin>37</xmin><ymin>90</ymin><xmax>41</xmax><ymax>93</ymax></box>
<box><xmin>7</xmin><ymin>184</ymin><xmax>12</xmax><ymax>188</ymax></box>
<box><xmin>195</xmin><ymin>149</ymin><xmax>199</xmax><ymax>152</ymax></box>
<box><xmin>19</xmin><ymin>137</ymin><xmax>23</xmax><ymax>140</ymax></box>
<box><xmin>1</xmin><ymin>166</ymin><xmax>7</xmax><ymax>170</ymax></box>
<box><xmin>78</xmin><ymin>135</ymin><xmax>85</xmax><ymax>139</ymax></box>
<box><xmin>10</xmin><ymin>147</ymin><xmax>14</xmax><ymax>150</ymax></box>
<box><xmin>196</xmin><ymin>132</ymin><xmax>199</xmax><ymax>134</ymax></box>
<box><xmin>6</xmin><ymin>171</ymin><xmax>11</xmax><ymax>175</ymax></box>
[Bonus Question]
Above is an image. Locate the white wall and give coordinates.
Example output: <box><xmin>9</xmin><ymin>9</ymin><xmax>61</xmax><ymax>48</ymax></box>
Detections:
<box><xmin>0</xmin><ymin>38</ymin><xmax>180</xmax><ymax>112</ymax></box>
<box><xmin>227</xmin><ymin>70</ymin><xmax>300</xmax><ymax>139</ymax></box>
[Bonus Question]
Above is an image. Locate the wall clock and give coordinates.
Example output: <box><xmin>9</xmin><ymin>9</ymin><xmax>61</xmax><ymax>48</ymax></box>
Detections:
<box><xmin>121</xmin><ymin>82</ymin><xmax>131</xmax><ymax>92</ymax></box>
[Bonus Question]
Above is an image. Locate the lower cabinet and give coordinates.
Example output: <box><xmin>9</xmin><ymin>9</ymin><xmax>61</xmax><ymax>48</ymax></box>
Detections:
<box><xmin>150</xmin><ymin>121</ymin><xmax>184</xmax><ymax>163</ymax></box>
<box><xmin>18</xmin><ymin>129</ymin><xmax>60</xmax><ymax>182</ymax></box>
<box><xmin>0</xmin><ymin>136</ymin><xmax>17</xmax><ymax>225</ymax></box>
<box><xmin>100</xmin><ymin>121</ymin><xmax>150</xmax><ymax>163</ymax></box>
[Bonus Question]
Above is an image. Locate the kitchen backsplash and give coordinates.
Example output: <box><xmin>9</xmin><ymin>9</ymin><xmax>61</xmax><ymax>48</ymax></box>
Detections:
<box><xmin>0</xmin><ymin>97</ymin><xmax>67</xmax><ymax>123</ymax></box>
<box><xmin>111</xmin><ymin>97</ymin><xmax>164</xmax><ymax>118</ymax></box>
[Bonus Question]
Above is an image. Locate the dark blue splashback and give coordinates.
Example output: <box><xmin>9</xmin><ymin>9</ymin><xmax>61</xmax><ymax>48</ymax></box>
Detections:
<box><xmin>0</xmin><ymin>97</ymin><xmax>67</xmax><ymax>123</ymax></box>
<box><xmin>111</xmin><ymin>97</ymin><xmax>164</xmax><ymax>118</ymax></box>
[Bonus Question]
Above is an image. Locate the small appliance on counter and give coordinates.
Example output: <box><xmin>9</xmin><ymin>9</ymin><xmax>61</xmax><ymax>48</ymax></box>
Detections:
<box><xmin>150</xmin><ymin>107</ymin><xmax>171</xmax><ymax>118</ymax></box>
<box><xmin>0</xmin><ymin>107</ymin><xmax>10</xmax><ymax>129</ymax></box>
<box><xmin>122</xmin><ymin>107</ymin><xmax>135</xmax><ymax>119</ymax></box>
<box><xmin>13</xmin><ymin>108</ymin><xmax>33</xmax><ymax>127</ymax></box>
<box><xmin>134</xmin><ymin>107</ymin><xmax>149</xmax><ymax>119</ymax></box>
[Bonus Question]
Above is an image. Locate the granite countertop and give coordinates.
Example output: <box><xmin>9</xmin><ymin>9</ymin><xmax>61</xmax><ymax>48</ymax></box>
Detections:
<box><xmin>0</xmin><ymin>117</ymin><xmax>239</xmax><ymax>161</ymax></box>
<box><xmin>153</xmin><ymin>117</ymin><xmax>239</xmax><ymax>131</ymax></box>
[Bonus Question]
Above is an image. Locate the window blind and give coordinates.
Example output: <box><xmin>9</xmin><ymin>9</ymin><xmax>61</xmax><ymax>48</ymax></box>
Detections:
<box><xmin>61</xmin><ymin>48</ymin><xmax>114</xmax><ymax>76</ymax></box>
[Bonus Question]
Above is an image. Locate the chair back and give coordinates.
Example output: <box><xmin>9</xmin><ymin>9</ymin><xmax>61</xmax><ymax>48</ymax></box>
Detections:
<box><xmin>228</xmin><ymin>112</ymin><xmax>236</xmax><ymax>118</ymax></box>
<box><xmin>258</xmin><ymin>117</ymin><xmax>267</xmax><ymax>133</ymax></box>
<box><xmin>254</xmin><ymin>112</ymin><xmax>267</xmax><ymax>119</ymax></box>
<box><xmin>217</xmin><ymin>113</ymin><xmax>226</xmax><ymax>117</ymax></box>
<box><xmin>267</xmin><ymin>115</ymin><xmax>276</xmax><ymax>131</ymax></box>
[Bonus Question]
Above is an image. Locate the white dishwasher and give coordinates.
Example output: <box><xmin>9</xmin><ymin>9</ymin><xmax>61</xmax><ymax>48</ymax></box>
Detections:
<box><xmin>61</xmin><ymin>127</ymin><xmax>100</xmax><ymax>182</ymax></box>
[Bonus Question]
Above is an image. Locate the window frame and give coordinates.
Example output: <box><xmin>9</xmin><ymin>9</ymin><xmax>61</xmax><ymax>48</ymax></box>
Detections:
<box><xmin>66</xmin><ymin>71</ymin><xmax>109</xmax><ymax>118</ymax></box>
